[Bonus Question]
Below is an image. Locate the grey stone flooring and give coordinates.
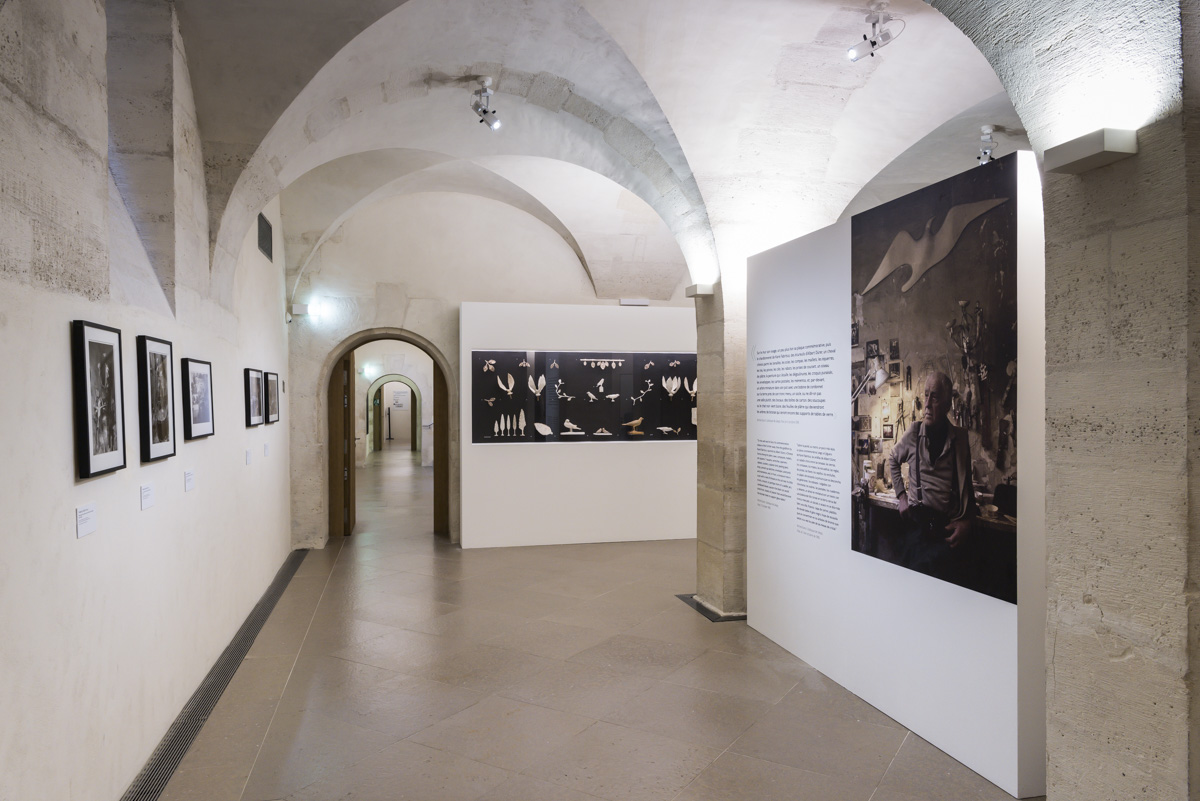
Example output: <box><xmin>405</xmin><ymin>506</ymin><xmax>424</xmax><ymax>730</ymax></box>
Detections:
<box><xmin>161</xmin><ymin>443</ymin><xmax>1033</xmax><ymax>801</ymax></box>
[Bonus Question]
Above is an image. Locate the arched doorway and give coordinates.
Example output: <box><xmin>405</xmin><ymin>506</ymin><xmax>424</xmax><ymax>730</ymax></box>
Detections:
<box><xmin>323</xmin><ymin>328</ymin><xmax>457</xmax><ymax>541</ymax></box>
<box><xmin>367</xmin><ymin>374</ymin><xmax>422</xmax><ymax>455</ymax></box>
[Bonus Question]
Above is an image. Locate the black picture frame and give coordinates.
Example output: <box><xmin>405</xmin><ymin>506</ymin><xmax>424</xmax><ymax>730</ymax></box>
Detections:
<box><xmin>71</xmin><ymin>320</ymin><xmax>127</xmax><ymax>479</ymax></box>
<box><xmin>136</xmin><ymin>335</ymin><xmax>176</xmax><ymax>462</ymax></box>
<box><xmin>888</xmin><ymin>338</ymin><xmax>900</xmax><ymax>360</ymax></box>
<box><xmin>244</xmin><ymin>368</ymin><xmax>264</xmax><ymax>427</ymax></box>
<box><xmin>181</xmin><ymin>358</ymin><xmax>215</xmax><ymax>440</ymax></box>
<box><xmin>882</xmin><ymin>423</ymin><xmax>895</xmax><ymax>439</ymax></box>
<box><xmin>265</xmin><ymin>371</ymin><xmax>280</xmax><ymax>423</ymax></box>
<box><xmin>865</xmin><ymin>339</ymin><xmax>879</xmax><ymax>358</ymax></box>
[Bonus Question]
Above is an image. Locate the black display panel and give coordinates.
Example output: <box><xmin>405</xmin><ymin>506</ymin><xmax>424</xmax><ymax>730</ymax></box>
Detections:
<box><xmin>471</xmin><ymin>350</ymin><xmax>697</xmax><ymax>443</ymax></box>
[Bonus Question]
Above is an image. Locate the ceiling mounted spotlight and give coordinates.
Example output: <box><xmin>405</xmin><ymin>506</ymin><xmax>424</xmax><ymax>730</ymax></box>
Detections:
<box><xmin>472</xmin><ymin>77</ymin><xmax>501</xmax><ymax>131</ymax></box>
<box><xmin>847</xmin><ymin>1</ymin><xmax>904</xmax><ymax>62</ymax></box>
<box><xmin>977</xmin><ymin>125</ymin><xmax>997</xmax><ymax>165</ymax></box>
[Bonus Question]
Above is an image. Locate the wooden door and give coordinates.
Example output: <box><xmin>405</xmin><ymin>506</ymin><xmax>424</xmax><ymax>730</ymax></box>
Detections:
<box><xmin>327</xmin><ymin>352</ymin><xmax>356</xmax><ymax>537</ymax></box>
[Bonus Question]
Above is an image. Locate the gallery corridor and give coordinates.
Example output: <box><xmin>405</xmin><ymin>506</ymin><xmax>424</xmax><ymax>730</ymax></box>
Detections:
<box><xmin>159</xmin><ymin>447</ymin><xmax>1025</xmax><ymax>801</ymax></box>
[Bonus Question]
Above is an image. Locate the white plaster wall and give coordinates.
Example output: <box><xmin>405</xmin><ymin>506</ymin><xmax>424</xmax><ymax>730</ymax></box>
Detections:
<box><xmin>0</xmin><ymin>4</ymin><xmax>293</xmax><ymax>798</ymax></box>
<box><xmin>386</xmin><ymin>382</ymin><xmax>413</xmax><ymax>443</ymax></box>
<box><xmin>460</xmin><ymin>302</ymin><xmax>697</xmax><ymax>548</ymax></box>
<box><xmin>286</xmin><ymin>189</ymin><xmax>691</xmax><ymax>547</ymax></box>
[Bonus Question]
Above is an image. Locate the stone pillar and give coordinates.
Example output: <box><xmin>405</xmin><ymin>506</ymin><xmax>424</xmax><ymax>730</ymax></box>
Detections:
<box><xmin>694</xmin><ymin>277</ymin><xmax>748</xmax><ymax>617</ymax></box>
<box><xmin>1042</xmin><ymin>114</ymin><xmax>1194</xmax><ymax>798</ymax></box>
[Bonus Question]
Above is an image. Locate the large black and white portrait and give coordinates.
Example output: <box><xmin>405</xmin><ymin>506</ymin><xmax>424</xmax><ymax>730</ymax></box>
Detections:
<box><xmin>244</xmin><ymin>368</ymin><xmax>264</xmax><ymax>427</ymax></box>
<box><xmin>182</xmin><ymin>358</ymin><xmax>215</xmax><ymax>439</ymax></box>
<box><xmin>850</xmin><ymin>154</ymin><xmax>1018</xmax><ymax>604</ymax></box>
<box><xmin>471</xmin><ymin>350</ymin><xmax>697</xmax><ymax>443</ymax></box>
<box><xmin>71</xmin><ymin>320</ymin><xmax>127</xmax><ymax>478</ymax></box>
<box><xmin>136</xmin><ymin>335</ymin><xmax>176</xmax><ymax>462</ymax></box>
<box><xmin>265</xmin><ymin>372</ymin><xmax>280</xmax><ymax>424</ymax></box>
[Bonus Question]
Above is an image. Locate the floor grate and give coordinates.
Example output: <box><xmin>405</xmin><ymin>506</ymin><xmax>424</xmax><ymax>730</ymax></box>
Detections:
<box><xmin>119</xmin><ymin>548</ymin><xmax>309</xmax><ymax>801</ymax></box>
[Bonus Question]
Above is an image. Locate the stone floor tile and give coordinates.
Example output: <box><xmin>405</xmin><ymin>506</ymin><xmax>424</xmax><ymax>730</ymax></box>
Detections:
<box><xmin>159</xmin><ymin>764</ymin><xmax>250</xmax><ymax>801</ymax></box>
<box><xmin>664</xmin><ymin>649</ymin><xmax>797</xmax><ymax>703</ymax></box>
<box><xmin>524</xmin><ymin>720</ymin><xmax>718</xmax><ymax>801</ymax></box>
<box><xmin>409</xmin><ymin>695</ymin><xmax>594</xmax><ymax>771</ymax></box>
<box><xmin>276</xmin><ymin>654</ymin><xmax>482</xmax><ymax>736</ymax></box>
<box><xmin>412</xmin><ymin>642</ymin><xmax>558</xmax><ymax>693</ymax></box>
<box><xmin>283</xmin><ymin>740</ymin><xmax>511</xmax><ymax>801</ymax></box>
<box><xmin>486</xmin><ymin>618</ymin><xmax>614</xmax><ymax>660</ymax></box>
<box><xmin>404</xmin><ymin>606</ymin><xmax>531</xmax><ymax>644</ymax></box>
<box><xmin>567</xmin><ymin>634</ymin><xmax>707</xmax><ymax>678</ymax></box>
<box><xmin>672</xmin><ymin>752</ymin><xmax>878</xmax><ymax>801</ymax></box>
<box><xmin>871</xmin><ymin>733</ymin><xmax>1019</xmax><ymax>801</ymax></box>
<box><xmin>240</xmin><ymin>709</ymin><xmax>399</xmax><ymax>801</ymax></box>
<box><xmin>603</xmin><ymin>681</ymin><xmax>770</xmax><ymax>750</ymax></box>
<box><xmin>730</xmin><ymin>703</ymin><xmax>907</xmax><ymax>785</ymax></box>
<box><xmin>476</xmin><ymin>774</ymin><xmax>606</xmax><ymax>801</ymax></box>
<box><xmin>500</xmin><ymin>661</ymin><xmax>657</xmax><ymax>719</ymax></box>
<box><xmin>329</xmin><ymin>627</ymin><xmax>463</xmax><ymax>675</ymax></box>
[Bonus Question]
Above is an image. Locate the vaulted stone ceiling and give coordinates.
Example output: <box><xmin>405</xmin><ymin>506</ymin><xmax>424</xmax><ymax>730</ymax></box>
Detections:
<box><xmin>174</xmin><ymin>0</ymin><xmax>1004</xmax><ymax>304</ymax></box>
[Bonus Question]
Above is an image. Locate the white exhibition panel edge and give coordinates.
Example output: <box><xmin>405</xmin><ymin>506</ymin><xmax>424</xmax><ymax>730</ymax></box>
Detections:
<box><xmin>745</xmin><ymin>151</ymin><xmax>1046</xmax><ymax>797</ymax></box>
<box><xmin>459</xmin><ymin>301</ymin><xmax>698</xmax><ymax>549</ymax></box>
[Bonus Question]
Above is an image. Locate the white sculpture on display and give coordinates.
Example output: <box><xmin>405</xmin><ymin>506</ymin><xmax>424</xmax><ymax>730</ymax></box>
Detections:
<box><xmin>527</xmin><ymin>374</ymin><xmax>546</xmax><ymax>399</ymax></box>
<box><xmin>562</xmin><ymin>419</ymin><xmax>585</xmax><ymax>435</ymax></box>
<box><xmin>662</xmin><ymin>376</ymin><xmax>682</xmax><ymax>398</ymax></box>
<box><xmin>497</xmin><ymin>373</ymin><xmax>516</xmax><ymax>397</ymax></box>
<box><xmin>684</xmin><ymin>377</ymin><xmax>698</xmax><ymax>401</ymax></box>
<box><xmin>518</xmin><ymin>409</ymin><xmax>526</xmax><ymax>436</ymax></box>
<box><xmin>534</xmin><ymin>422</ymin><xmax>553</xmax><ymax>436</ymax></box>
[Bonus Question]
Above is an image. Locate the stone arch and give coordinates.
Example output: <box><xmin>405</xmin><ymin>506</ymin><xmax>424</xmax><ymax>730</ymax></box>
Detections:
<box><xmin>316</xmin><ymin>327</ymin><xmax>459</xmax><ymax>543</ymax></box>
<box><xmin>367</xmin><ymin>372</ymin><xmax>423</xmax><ymax>454</ymax></box>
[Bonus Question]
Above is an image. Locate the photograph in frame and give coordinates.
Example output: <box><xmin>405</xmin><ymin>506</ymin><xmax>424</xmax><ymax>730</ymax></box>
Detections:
<box><xmin>849</xmin><ymin>153</ymin><xmax>1018</xmax><ymax>604</ymax></box>
<box><xmin>182</xmin><ymin>358</ymin><xmax>215</xmax><ymax>439</ymax></box>
<box><xmin>136</xmin><ymin>335</ymin><xmax>176</xmax><ymax>462</ymax></box>
<box><xmin>244</xmin><ymin>368</ymin><xmax>264</xmax><ymax>427</ymax></box>
<box><xmin>265</xmin><ymin>372</ymin><xmax>280</xmax><ymax>424</ymax></box>
<box><xmin>71</xmin><ymin>320</ymin><xmax>127</xmax><ymax>478</ymax></box>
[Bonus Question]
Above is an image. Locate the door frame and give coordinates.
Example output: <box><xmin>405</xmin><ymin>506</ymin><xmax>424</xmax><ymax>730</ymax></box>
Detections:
<box><xmin>320</xmin><ymin>328</ymin><xmax>458</xmax><ymax>542</ymax></box>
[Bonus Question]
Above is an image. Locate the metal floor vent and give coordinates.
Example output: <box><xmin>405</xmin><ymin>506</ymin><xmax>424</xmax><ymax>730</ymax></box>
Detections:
<box><xmin>120</xmin><ymin>548</ymin><xmax>309</xmax><ymax>801</ymax></box>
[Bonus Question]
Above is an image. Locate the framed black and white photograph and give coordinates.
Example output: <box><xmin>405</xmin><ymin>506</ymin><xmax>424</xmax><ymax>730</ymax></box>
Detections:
<box><xmin>882</xmin><ymin>423</ymin><xmax>895</xmax><ymax>439</ymax></box>
<box><xmin>136</xmin><ymin>335</ymin><xmax>175</xmax><ymax>462</ymax></box>
<box><xmin>865</xmin><ymin>339</ymin><xmax>879</xmax><ymax>358</ymax></box>
<box><xmin>71</xmin><ymin>320</ymin><xmax>127</xmax><ymax>478</ymax></box>
<box><xmin>181</xmin><ymin>358</ymin><xmax>215</xmax><ymax>439</ymax></box>
<box><xmin>851</xmin><ymin>323</ymin><xmax>859</xmax><ymax>346</ymax></box>
<box><xmin>244</xmin><ymin>368</ymin><xmax>264</xmax><ymax>427</ymax></box>
<box><xmin>888</xmin><ymin>338</ymin><xmax>900</xmax><ymax>360</ymax></box>
<box><xmin>265</xmin><ymin>372</ymin><xmax>280</xmax><ymax>423</ymax></box>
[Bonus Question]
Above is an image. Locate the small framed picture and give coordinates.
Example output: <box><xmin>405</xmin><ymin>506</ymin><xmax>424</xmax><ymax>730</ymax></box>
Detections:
<box><xmin>870</xmin><ymin>437</ymin><xmax>882</xmax><ymax>453</ymax></box>
<box><xmin>71</xmin><ymin>320</ymin><xmax>127</xmax><ymax>478</ymax></box>
<box><xmin>882</xmin><ymin>423</ymin><xmax>895</xmax><ymax>439</ymax></box>
<box><xmin>888</xmin><ymin>338</ymin><xmax>900</xmax><ymax>360</ymax></box>
<box><xmin>136</xmin><ymin>335</ymin><xmax>175</xmax><ymax>462</ymax></box>
<box><xmin>182</xmin><ymin>358</ymin><xmax>215</xmax><ymax>439</ymax></box>
<box><xmin>851</xmin><ymin>323</ymin><xmax>859</xmax><ymax>346</ymax></box>
<box><xmin>244</xmin><ymin>368</ymin><xmax>264</xmax><ymax>427</ymax></box>
<box><xmin>853</xmin><ymin>415</ymin><xmax>871</xmax><ymax>432</ymax></box>
<box><xmin>889</xmin><ymin>361</ymin><xmax>901</xmax><ymax>380</ymax></box>
<box><xmin>865</xmin><ymin>339</ymin><xmax>879</xmax><ymax>358</ymax></box>
<box><xmin>265</xmin><ymin>372</ymin><xmax>280</xmax><ymax>424</ymax></box>
<box><xmin>856</xmin><ymin>435</ymin><xmax>870</xmax><ymax>455</ymax></box>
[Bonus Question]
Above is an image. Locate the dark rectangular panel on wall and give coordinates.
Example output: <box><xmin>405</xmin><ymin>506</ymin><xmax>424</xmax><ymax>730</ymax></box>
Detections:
<box><xmin>471</xmin><ymin>350</ymin><xmax>697</xmax><ymax>443</ymax></box>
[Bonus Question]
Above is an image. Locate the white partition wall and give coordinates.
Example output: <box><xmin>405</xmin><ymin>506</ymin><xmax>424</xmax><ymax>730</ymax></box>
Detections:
<box><xmin>460</xmin><ymin>302</ymin><xmax>697</xmax><ymax>549</ymax></box>
<box><xmin>746</xmin><ymin>152</ymin><xmax>1045</xmax><ymax>796</ymax></box>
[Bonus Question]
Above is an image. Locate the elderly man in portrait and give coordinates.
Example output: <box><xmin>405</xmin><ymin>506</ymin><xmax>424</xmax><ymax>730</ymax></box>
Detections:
<box><xmin>887</xmin><ymin>371</ymin><xmax>979</xmax><ymax>581</ymax></box>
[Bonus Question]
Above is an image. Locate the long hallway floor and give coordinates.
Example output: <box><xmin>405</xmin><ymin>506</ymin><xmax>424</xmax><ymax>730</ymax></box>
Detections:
<box><xmin>161</xmin><ymin>444</ymin><xmax>1027</xmax><ymax>801</ymax></box>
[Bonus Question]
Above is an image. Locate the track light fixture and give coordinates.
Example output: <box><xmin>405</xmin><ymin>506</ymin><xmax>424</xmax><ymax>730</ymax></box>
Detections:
<box><xmin>472</xmin><ymin>77</ymin><xmax>501</xmax><ymax>131</ymax></box>
<box><xmin>847</xmin><ymin>1</ymin><xmax>904</xmax><ymax>62</ymax></box>
<box><xmin>977</xmin><ymin>125</ymin><xmax>996</xmax><ymax>165</ymax></box>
